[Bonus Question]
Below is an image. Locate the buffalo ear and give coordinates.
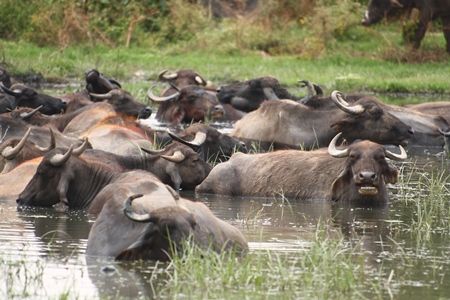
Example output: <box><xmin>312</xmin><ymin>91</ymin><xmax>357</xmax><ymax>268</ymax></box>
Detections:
<box><xmin>383</xmin><ymin>167</ymin><xmax>398</xmax><ymax>184</ymax></box>
<box><xmin>330</xmin><ymin>169</ymin><xmax>351</xmax><ymax>201</ymax></box>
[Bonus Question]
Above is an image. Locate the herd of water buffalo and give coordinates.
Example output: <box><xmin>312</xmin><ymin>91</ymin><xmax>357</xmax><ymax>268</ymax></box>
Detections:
<box><xmin>1</xmin><ymin>66</ymin><xmax>450</xmax><ymax>262</ymax></box>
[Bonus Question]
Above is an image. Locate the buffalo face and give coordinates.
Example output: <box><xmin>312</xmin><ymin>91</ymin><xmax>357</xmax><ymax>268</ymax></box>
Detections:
<box><xmin>1</xmin><ymin>83</ymin><xmax>66</xmax><ymax>115</ymax></box>
<box><xmin>90</xmin><ymin>89</ymin><xmax>152</xmax><ymax>119</ymax></box>
<box><xmin>116</xmin><ymin>204</ymin><xmax>198</xmax><ymax>261</ymax></box>
<box><xmin>329</xmin><ymin>136</ymin><xmax>404</xmax><ymax>204</ymax></box>
<box><xmin>16</xmin><ymin>148</ymin><xmax>71</xmax><ymax>207</ymax></box>
<box><xmin>330</xmin><ymin>94</ymin><xmax>414</xmax><ymax>147</ymax></box>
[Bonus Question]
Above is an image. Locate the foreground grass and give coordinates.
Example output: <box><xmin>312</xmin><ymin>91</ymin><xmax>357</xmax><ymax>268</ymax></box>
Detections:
<box><xmin>1</xmin><ymin>40</ymin><xmax>449</xmax><ymax>107</ymax></box>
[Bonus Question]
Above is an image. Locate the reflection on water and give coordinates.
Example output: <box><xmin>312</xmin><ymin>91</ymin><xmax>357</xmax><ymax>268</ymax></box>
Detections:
<box><xmin>1</xmin><ymin>88</ymin><xmax>450</xmax><ymax>298</ymax></box>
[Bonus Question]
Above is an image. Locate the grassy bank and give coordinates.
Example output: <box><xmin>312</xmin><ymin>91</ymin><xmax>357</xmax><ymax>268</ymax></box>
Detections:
<box><xmin>1</xmin><ymin>39</ymin><xmax>449</xmax><ymax>106</ymax></box>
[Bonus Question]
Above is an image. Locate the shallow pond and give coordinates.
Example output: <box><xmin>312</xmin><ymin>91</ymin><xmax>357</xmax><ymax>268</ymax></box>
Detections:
<box><xmin>1</xmin><ymin>87</ymin><xmax>450</xmax><ymax>299</ymax></box>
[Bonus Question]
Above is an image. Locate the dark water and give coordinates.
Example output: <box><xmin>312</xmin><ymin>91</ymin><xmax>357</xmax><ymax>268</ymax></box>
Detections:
<box><xmin>1</xmin><ymin>89</ymin><xmax>450</xmax><ymax>298</ymax></box>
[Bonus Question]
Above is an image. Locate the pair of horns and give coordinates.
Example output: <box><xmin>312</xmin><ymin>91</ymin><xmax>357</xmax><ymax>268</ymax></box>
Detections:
<box><xmin>328</xmin><ymin>132</ymin><xmax>407</xmax><ymax>160</ymax></box>
<box><xmin>2</xmin><ymin>127</ymin><xmax>56</xmax><ymax>160</ymax></box>
<box><xmin>49</xmin><ymin>138</ymin><xmax>89</xmax><ymax>167</ymax></box>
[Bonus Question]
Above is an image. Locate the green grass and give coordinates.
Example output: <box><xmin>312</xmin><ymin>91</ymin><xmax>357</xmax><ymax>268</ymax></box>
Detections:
<box><xmin>1</xmin><ymin>37</ymin><xmax>449</xmax><ymax>107</ymax></box>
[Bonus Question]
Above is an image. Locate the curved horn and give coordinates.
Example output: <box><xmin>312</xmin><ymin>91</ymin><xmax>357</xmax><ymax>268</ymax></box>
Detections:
<box><xmin>298</xmin><ymin>80</ymin><xmax>314</xmax><ymax>104</ymax></box>
<box><xmin>189</xmin><ymin>131</ymin><xmax>207</xmax><ymax>146</ymax></box>
<box><xmin>328</xmin><ymin>132</ymin><xmax>350</xmax><ymax>158</ymax></box>
<box><xmin>50</xmin><ymin>145</ymin><xmax>73</xmax><ymax>167</ymax></box>
<box><xmin>158</xmin><ymin>69</ymin><xmax>178</xmax><ymax>82</ymax></box>
<box><xmin>72</xmin><ymin>138</ymin><xmax>89</xmax><ymax>156</ymax></box>
<box><xmin>0</xmin><ymin>82</ymin><xmax>21</xmax><ymax>96</ymax></box>
<box><xmin>194</xmin><ymin>75</ymin><xmax>207</xmax><ymax>86</ymax></box>
<box><xmin>89</xmin><ymin>91</ymin><xmax>113</xmax><ymax>100</ymax></box>
<box><xmin>331</xmin><ymin>91</ymin><xmax>365</xmax><ymax>115</ymax></box>
<box><xmin>385</xmin><ymin>145</ymin><xmax>407</xmax><ymax>161</ymax></box>
<box><xmin>167</xmin><ymin>131</ymin><xmax>197</xmax><ymax>149</ymax></box>
<box><xmin>312</xmin><ymin>83</ymin><xmax>324</xmax><ymax>96</ymax></box>
<box><xmin>438</xmin><ymin>128</ymin><xmax>450</xmax><ymax>137</ymax></box>
<box><xmin>140</xmin><ymin>147</ymin><xmax>166</xmax><ymax>155</ymax></box>
<box><xmin>161</xmin><ymin>150</ymin><xmax>186</xmax><ymax>163</ymax></box>
<box><xmin>166</xmin><ymin>184</ymin><xmax>180</xmax><ymax>200</ymax></box>
<box><xmin>147</xmin><ymin>86</ymin><xmax>180</xmax><ymax>102</ymax></box>
<box><xmin>19</xmin><ymin>105</ymin><xmax>43</xmax><ymax>119</ymax></box>
<box><xmin>263</xmin><ymin>87</ymin><xmax>279</xmax><ymax>100</ymax></box>
<box><xmin>1</xmin><ymin>127</ymin><xmax>31</xmax><ymax>159</ymax></box>
<box><xmin>123</xmin><ymin>194</ymin><xmax>151</xmax><ymax>222</ymax></box>
<box><xmin>36</xmin><ymin>128</ymin><xmax>56</xmax><ymax>152</ymax></box>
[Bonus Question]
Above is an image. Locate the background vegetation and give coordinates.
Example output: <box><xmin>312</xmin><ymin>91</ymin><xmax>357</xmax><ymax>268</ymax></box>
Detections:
<box><xmin>0</xmin><ymin>0</ymin><xmax>449</xmax><ymax>103</ymax></box>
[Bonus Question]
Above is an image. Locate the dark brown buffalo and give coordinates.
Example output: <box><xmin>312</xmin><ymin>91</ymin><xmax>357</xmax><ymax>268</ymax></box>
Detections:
<box><xmin>196</xmin><ymin>133</ymin><xmax>407</xmax><ymax>204</ymax></box>
<box><xmin>16</xmin><ymin>141</ymin><xmax>212</xmax><ymax>212</ymax></box>
<box><xmin>89</xmin><ymin>89</ymin><xmax>152</xmax><ymax>120</ymax></box>
<box><xmin>87</xmin><ymin>185</ymin><xmax>248</xmax><ymax>259</ymax></box>
<box><xmin>0</xmin><ymin>83</ymin><xmax>66</xmax><ymax>115</ymax></box>
<box><xmin>85</xmin><ymin>69</ymin><xmax>121</xmax><ymax>98</ymax></box>
<box><xmin>362</xmin><ymin>0</ymin><xmax>450</xmax><ymax>53</ymax></box>
<box><xmin>216</xmin><ymin>76</ymin><xmax>299</xmax><ymax>112</ymax></box>
<box><xmin>158</xmin><ymin>69</ymin><xmax>209</xmax><ymax>93</ymax></box>
<box><xmin>161</xmin><ymin>123</ymin><xmax>247</xmax><ymax>162</ymax></box>
<box><xmin>230</xmin><ymin>91</ymin><xmax>414</xmax><ymax>150</ymax></box>
<box><xmin>148</xmin><ymin>85</ymin><xmax>226</xmax><ymax>125</ymax></box>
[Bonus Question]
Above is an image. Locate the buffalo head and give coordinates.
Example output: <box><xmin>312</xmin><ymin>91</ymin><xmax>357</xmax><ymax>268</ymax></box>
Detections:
<box><xmin>16</xmin><ymin>140</ymin><xmax>88</xmax><ymax>207</ymax></box>
<box><xmin>148</xmin><ymin>85</ymin><xmax>225</xmax><ymax>124</ymax></box>
<box><xmin>0</xmin><ymin>83</ymin><xmax>66</xmax><ymax>115</ymax></box>
<box><xmin>90</xmin><ymin>89</ymin><xmax>152</xmax><ymax>119</ymax></box>
<box><xmin>116</xmin><ymin>190</ymin><xmax>198</xmax><ymax>261</ymax></box>
<box><xmin>85</xmin><ymin>69</ymin><xmax>121</xmax><ymax>97</ymax></box>
<box><xmin>217</xmin><ymin>76</ymin><xmax>300</xmax><ymax>112</ymax></box>
<box><xmin>328</xmin><ymin>132</ymin><xmax>407</xmax><ymax>204</ymax></box>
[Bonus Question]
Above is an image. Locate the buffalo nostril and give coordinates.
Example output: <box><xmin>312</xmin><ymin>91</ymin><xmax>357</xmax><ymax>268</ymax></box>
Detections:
<box><xmin>408</xmin><ymin>128</ymin><xmax>415</xmax><ymax>135</ymax></box>
<box><xmin>144</xmin><ymin>106</ymin><xmax>152</xmax><ymax>112</ymax></box>
<box><xmin>16</xmin><ymin>198</ymin><xmax>20</xmax><ymax>204</ymax></box>
<box><xmin>359</xmin><ymin>171</ymin><xmax>377</xmax><ymax>181</ymax></box>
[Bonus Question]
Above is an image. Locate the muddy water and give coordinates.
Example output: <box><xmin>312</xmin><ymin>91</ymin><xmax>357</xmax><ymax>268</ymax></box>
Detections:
<box><xmin>2</xmin><ymin>88</ymin><xmax>450</xmax><ymax>298</ymax></box>
<box><xmin>1</xmin><ymin>150</ymin><xmax>449</xmax><ymax>299</ymax></box>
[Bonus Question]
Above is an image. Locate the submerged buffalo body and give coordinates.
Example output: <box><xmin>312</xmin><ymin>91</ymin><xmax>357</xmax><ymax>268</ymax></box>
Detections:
<box><xmin>230</xmin><ymin>91</ymin><xmax>414</xmax><ymax>151</ymax></box>
<box><xmin>362</xmin><ymin>0</ymin><xmax>450</xmax><ymax>53</ymax></box>
<box><xmin>196</xmin><ymin>133</ymin><xmax>407</xmax><ymax>204</ymax></box>
<box><xmin>87</xmin><ymin>188</ymin><xmax>248</xmax><ymax>260</ymax></box>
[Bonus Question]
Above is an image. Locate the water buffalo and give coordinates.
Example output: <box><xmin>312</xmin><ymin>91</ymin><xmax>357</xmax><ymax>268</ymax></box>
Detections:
<box><xmin>158</xmin><ymin>69</ymin><xmax>209</xmax><ymax>93</ymax></box>
<box><xmin>16</xmin><ymin>141</ymin><xmax>212</xmax><ymax>213</ymax></box>
<box><xmin>230</xmin><ymin>91</ymin><xmax>414</xmax><ymax>151</ymax></box>
<box><xmin>85</xmin><ymin>68</ymin><xmax>121</xmax><ymax>99</ymax></box>
<box><xmin>0</xmin><ymin>157</ymin><xmax>42</xmax><ymax>201</ymax></box>
<box><xmin>196</xmin><ymin>133</ymin><xmax>407</xmax><ymax>204</ymax></box>
<box><xmin>87</xmin><ymin>185</ymin><xmax>248</xmax><ymax>260</ymax></box>
<box><xmin>362</xmin><ymin>0</ymin><xmax>450</xmax><ymax>53</ymax></box>
<box><xmin>162</xmin><ymin>123</ymin><xmax>247</xmax><ymax>162</ymax></box>
<box><xmin>89</xmin><ymin>89</ymin><xmax>152</xmax><ymax>120</ymax></box>
<box><xmin>0</xmin><ymin>83</ymin><xmax>67</xmax><ymax>115</ymax></box>
<box><xmin>0</xmin><ymin>67</ymin><xmax>13</xmax><ymax>88</ymax></box>
<box><xmin>148</xmin><ymin>85</ymin><xmax>226</xmax><ymax>125</ymax></box>
<box><xmin>0</xmin><ymin>127</ymin><xmax>55</xmax><ymax>173</ymax></box>
<box><xmin>216</xmin><ymin>76</ymin><xmax>300</xmax><ymax>112</ymax></box>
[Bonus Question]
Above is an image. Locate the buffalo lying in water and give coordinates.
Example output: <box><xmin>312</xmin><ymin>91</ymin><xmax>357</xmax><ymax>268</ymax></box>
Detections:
<box><xmin>230</xmin><ymin>91</ymin><xmax>414</xmax><ymax>150</ymax></box>
<box><xmin>196</xmin><ymin>133</ymin><xmax>407</xmax><ymax>204</ymax></box>
<box><xmin>87</xmin><ymin>185</ymin><xmax>248</xmax><ymax>260</ymax></box>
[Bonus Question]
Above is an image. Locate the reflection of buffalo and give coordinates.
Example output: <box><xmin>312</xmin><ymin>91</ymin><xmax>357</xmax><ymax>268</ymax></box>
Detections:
<box><xmin>362</xmin><ymin>0</ymin><xmax>450</xmax><ymax>53</ymax></box>
<box><xmin>196</xmin><ymin>133</ymin><xmax>407</xmax><ymax>204</ymax></box>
